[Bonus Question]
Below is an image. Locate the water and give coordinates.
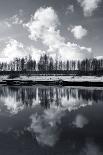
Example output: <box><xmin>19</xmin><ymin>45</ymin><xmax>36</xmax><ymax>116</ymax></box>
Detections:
<box><xmin>0</xmin><ymin>85</ymin><xmax>103</xmax><ymax>155</ymax></box>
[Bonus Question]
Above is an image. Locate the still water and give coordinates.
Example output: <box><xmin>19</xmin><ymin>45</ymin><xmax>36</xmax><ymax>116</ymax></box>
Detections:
<box><xmin>0</xmin><ymin>85</ymin><xmax>103</xmax><ymax>155</ymax></box>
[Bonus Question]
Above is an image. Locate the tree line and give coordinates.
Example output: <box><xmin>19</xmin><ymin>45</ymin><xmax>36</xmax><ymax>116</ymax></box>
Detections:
<box><xmin>0</xmin><ymin>54</ymin><xmax>103</xmax><ymax>75</ymax></box>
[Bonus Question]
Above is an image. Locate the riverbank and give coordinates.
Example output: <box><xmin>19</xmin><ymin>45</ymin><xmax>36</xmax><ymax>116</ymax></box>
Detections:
<box><xmin>1</xmin><ymin>75</ymin><xmax>103</xmax><ymax>82</ymax></box>
<box><xmin>1</xmin><ymin>75</ymin><xmax>103</xmax><ymax>86</ymax></box>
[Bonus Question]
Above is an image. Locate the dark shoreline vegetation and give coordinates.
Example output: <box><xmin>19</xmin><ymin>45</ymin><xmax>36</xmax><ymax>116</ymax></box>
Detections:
<box><xmin>1</xmin><ymin>79</ymin><xmax>103</xmax><ymax>87</ymax></box>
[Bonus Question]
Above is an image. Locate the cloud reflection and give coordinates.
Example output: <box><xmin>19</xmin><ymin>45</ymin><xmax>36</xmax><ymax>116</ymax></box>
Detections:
<box><xmin>3</xmin><ymin>96</ymin><xmax>24</xmax><ymax>115</ymax></box>
<box><xmin>73</xmin><ymin>114</ymin><xmax>88</xmax><ymax>128</ymax></box>
<box><xmin>28</xmin><ymin>106</ymin><xmax>65</xmax><ymax>147</ymax></box>
<box><xmin>81</xmin><ymin>142</ymin><xmax>103</xmax><ymax>155</ymax></box>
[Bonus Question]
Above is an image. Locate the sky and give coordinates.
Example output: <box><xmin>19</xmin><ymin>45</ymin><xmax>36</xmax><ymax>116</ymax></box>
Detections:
<box><xmin>0</xmin><ymin>0</ymin><xmax>103</xmax><ymax>62</ymax></box>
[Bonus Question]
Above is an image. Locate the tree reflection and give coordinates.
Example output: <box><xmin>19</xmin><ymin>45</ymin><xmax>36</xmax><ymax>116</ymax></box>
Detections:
<box><xmin>0</xmin><ymin>86</ymin><xmax>103</xmax><ymax>113</ymax></box>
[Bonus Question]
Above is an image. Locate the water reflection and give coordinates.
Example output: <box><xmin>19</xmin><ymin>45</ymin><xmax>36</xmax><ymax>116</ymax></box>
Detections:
<box><xmin>0</xmin><ymin>86</ymin><xmax>103</xmax><ymax>154</ymax></box>
<box><xmin>80</xmin><ymin>142</ymin><xmax>103</xmax><ymax>155</ymax></box>
<box><xmin>28</xmin><ymin>108</ymin><xmax>65</xmax><ymax>147</ymax></box>
<box><xmin>0</xmin><ymin>86</ymin><xmax>101</xmax><ymax>115</ymax></box>
<box><xmin>73</xmin><ymin>114</ymin><xmax>88</xmax><ymax>128</ymax></box>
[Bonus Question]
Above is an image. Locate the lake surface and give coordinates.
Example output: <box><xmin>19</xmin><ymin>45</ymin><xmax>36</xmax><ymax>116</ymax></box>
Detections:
<box><xmin>0</xmin><ymin>85</ymin><xmax>103</xmax><ymax>155</ymax></box>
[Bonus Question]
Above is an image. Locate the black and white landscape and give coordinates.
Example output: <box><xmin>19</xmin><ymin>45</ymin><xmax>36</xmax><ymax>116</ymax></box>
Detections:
<box><xmin>0</xmin><ymin>0</ymin><xmax>103</xmax><ymax>154</ymax></box>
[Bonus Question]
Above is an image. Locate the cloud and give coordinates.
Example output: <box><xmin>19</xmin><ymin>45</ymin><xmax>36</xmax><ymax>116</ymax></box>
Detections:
<box><xmin>5</xmin><ymin>10</ymin><xmax>24</xmax><ymax>27</ymax></box>
<box><xmin>27</xmin><ymin>46</ymin><xmax>45</xmax><ymax>61</ymax></box>
<box><xmin>9</xmin><ymin>14</ymin><xmax>23</xmax><ymax>25</ymax></box>
<box><xmin>65</xmin><ymin>5</ymin><xmax>74</xmax><ymax>15</ymax></box>
<box><xmin>24</xmin><ymin>7</ymin><xmax>60</xmax><ymax>41</ymax></box>
<box><xmin>69</xmin><ymin>25</ymin><xmax>88</xmax><ymax>39</ymax></box>
<box><xmin>77</xmin><ymin>0</ymin><xmax>102</xmax><ymax>17</ymax></box>
<box><xmin>95</xmin><ymin>56</ymin><xmax>103</xmax><ymax>60</ymax></box>
<box><xmin>23</xmin><ymin>7</ymin><xmax>65</xmax><ymax>57</ymax></box>
<box><xmin>0</xmin><ymin>21</ymin><xmax>11</xmax><ymax>31</ymax></box>
<box><xmin>0</xmin><ymin>38</ymin><xmax>45</xmax><ymax>62</ymax></box>
<box><xmin>59</xmin><ymin>42</ymin><xmax>92</xmax><ymax>60</ymax></box>
<box><xmin>24</xmin><ymin>7</ymin><xmax>92</xmax><ymax>60</ymax></box>
<box><xmin>0</xmin><ymin>10</ymin><xmax>24</xmax><ymax>32</ymax></box>
<box><xmin>1</xmin><ymin>39</ymin><xmax>26</xmax><ymax>62</ymax></box>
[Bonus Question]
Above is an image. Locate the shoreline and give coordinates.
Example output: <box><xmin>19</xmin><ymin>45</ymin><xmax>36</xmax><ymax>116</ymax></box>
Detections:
<box><xmin>1</xmin><ymin>75</ymin><xmax>103</xmax><ymax>87</ymax></box>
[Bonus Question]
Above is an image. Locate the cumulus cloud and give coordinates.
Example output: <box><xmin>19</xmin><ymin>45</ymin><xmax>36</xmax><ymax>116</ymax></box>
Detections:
<box><xmin>69</xmin><ymin>25</ymin><xmax>88</xmax><ymax>40</ymax></box>
<box><xmin>77</xmin><ymin>0</ymin><xmax>102</xmax><ymax>17</ymax></box>
<box><xmin>2</xmin><ymin>39</ymin><xmax>25</xmax><ymax>61</ymax></box>
<box><xmin>0</xmin><ymin>39</ymin><xmax>44</xmax><ymax>62</ymax></box>
<box><xmin>59</xmin><ymin>42</ymin><xmax>92</xmax><ymax>61</ymax></box>
<box><xmin>65</xmin><ymin>5</ymin><xmax>74</xmax><ymax>15</ymax></box>
<box><xmin>24</xmin><ymin>7</ymin><xmax>60</xmax><ymax>41</ymax></box>
<box><xmin>23</xmin><ymin>7</ymin><xmax>65</xmax><ymax>57</ymax></box>
<box><xmin>24</xmin><ymin>7</ymin><xmax>92</xmax><ymax>60</ymax></box>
